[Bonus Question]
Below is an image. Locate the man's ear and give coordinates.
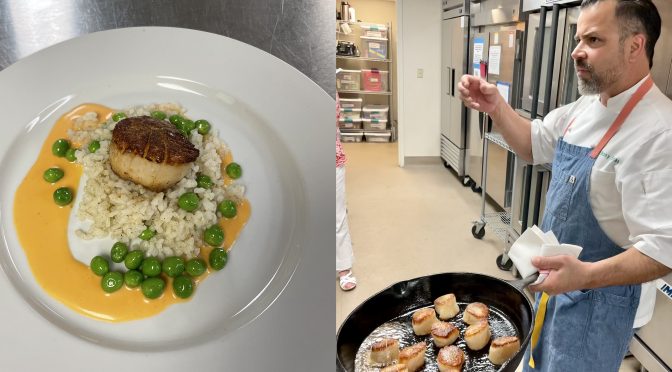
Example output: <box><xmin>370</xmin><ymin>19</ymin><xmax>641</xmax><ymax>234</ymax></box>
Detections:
<box><xmin>628</xmin><ymin>33</ymin><xmax>647</xmax><ymax>62</ymax></box>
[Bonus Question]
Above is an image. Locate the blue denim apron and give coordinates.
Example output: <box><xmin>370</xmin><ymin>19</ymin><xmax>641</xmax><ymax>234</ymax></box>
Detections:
<box><xmin>522</xmin><ymin>77</ymin><xmax>653</xmax><ymax>371</ymax></box>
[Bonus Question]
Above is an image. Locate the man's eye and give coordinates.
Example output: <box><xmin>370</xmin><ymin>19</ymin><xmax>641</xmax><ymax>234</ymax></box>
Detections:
<box><xmin>590</xmin><ymin>37</ymin><xmax>599</xmax><ymax>43</ymax></box>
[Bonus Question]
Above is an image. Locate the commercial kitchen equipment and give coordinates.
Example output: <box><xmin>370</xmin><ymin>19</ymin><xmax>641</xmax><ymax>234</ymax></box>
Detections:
<box><xmin>440</xmin><ymin>0</ymin><xmax>470</xmax><ymax>179</ymax></box>
<box><xmin>337</xmin><ymin>272</ymin><xmax>535</xmax><ymax>372</ymax></box>
<box><xmin>465</xmin><ymin>27</ymin><xmax>523</xmax><ymax>207</ymax></box>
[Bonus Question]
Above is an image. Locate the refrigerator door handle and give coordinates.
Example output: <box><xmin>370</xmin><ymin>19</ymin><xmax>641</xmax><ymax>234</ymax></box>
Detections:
<box><xmin>446</xmin><ymin>66</ymin><xmax>452</xmax><ymax>95</ymax></box>
<box><xmin>451</xmin><ymin>67</ymin><xmax>456</xmax><ymax>97</ymax></box>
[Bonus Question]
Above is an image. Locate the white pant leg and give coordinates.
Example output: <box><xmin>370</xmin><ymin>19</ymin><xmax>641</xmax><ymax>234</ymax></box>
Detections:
<box><xmin>336</xmin><ymin>166</ymin><xmax>354</xmax><ymax>271</ymax></box>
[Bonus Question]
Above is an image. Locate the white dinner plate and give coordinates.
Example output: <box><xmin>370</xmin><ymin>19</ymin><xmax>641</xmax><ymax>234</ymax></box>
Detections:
<box><xmin>0</xmin><ymin>27</ymin><xmax>333</xmax><ymax>369</ymax></box>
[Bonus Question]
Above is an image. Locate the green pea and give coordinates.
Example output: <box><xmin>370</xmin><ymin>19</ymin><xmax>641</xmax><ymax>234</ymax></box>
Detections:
<box><xmin>150</xmin><ymin>110</ymin><xmax>167</xmax><ymax>120</ymax></box>
<box><xmin>112</xmin><ymin>112</ymin><xmax>126</xmax><ymax>122</ymax></box>
<box><xmin>169</xmin><ymin>114</ymin><xmax>183</xmax><ymax>126</ymax></box>
<box><xmin>185</xmin><ymin>258</ymin><xmax>207</xmax><ymax>277</ymax></box>
<box><xmin>88</xmin><ymin>140</ymin><xmax>100</xmax><ymax>153</ymax></box>
<box><xmin>65</xmin><ymin>148</ymin><xmax>77</xmax><ymax>162</ymax></box>
<box><xmin>139</xmin><ymin>228</ymin><xmax>156</xmax><ymax>241</ymax></box>
<box><xmin>124</xmin><ymin>249</ymin><xmax>144</xmax><ymax>270</ymax></box>
<box><xmin>141</xmin><ymin>256</ymin><xmax>162</xmax><ymax>277</ymax></box>
<box><xmin>196</xmin><ymin>173</ymin><xmax>213</xmax><ymax>189</ymax></box>
<box><xmin>173</xmin><ymin>275</ymin><xmax>194</xmax><ymax>299</ymax></box>
<box><xmin>225</xmin><ymin>162</ymin><xmax>242</xmax><ymax>179</ymax></box>
<box><xmin>90</xmin><ymin>256</ymin><xmax>109</xmax><ymax>276</ymax></box>
<box><xmin>124</xmin><ymin>269</ymin><xmax>143</xmax><ymax>288</ymax></box>
<box><xmin>182</xmin><ymin>118</ymin><xmax>196</xmax><ymax>132</ymax></box>
<box><xmin>209</xmin><ymin>248</ymin><xmax>228</xmax><ymax>271</ymax></box>
<box><xmin>217</xmin><ymin>200</ymin><xmax>237</xmax><ymax>219</ymax></box>
<box><xmin>43</xmin><ymin>167</ymin><xmax>64</xmax><ymax>183</ymax></box>
<box><xmin>52</xmin><ymin>139</ymin><xmax>70</xmax><ymax>157</ymax></box>
<box><xmin>177</xmin><ymin>192</ymin><xmax>199</xmax><ymax>212</ymax></box>
<box><xmin>53</xmin><ymin>187</ymin><xmax>73</xmax><ymax>206</ymax></box>
<box><xmin>203</xmin><ymin>224</ymin><xmax>224</xmax><ymax>247</ymax></box>
<box><xmin>162</xmin><ymin>256</ymin><xmax>185</xmax><ymax>277</ymax></box>
<box><xmin>101</xmin><ymin>271</ymin><xmax>124</xmax><ymax>293</ymax></box>
<box><xmin>195</xmin><ymin>119</ymin><xmax>211</xmax><ymax>135</ymax></box>
<box><xmin>110</xmin><ymin>242</ymin><xmax>129</xmax><ymax>263</ymax></box>
<box><xmin>141</xmin><ymin>277</ymin><xmax>165</xmax><ymax>299</ymax></box>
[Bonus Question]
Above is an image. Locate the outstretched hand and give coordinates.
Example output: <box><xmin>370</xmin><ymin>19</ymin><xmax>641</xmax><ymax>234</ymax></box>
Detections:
<box><xmin>528</xmin><ymin>255</ymin><xmax>592</xmax><ymax>295</ymax></box>
<box><xmin>457</xmin><ymin>74</ymin><xmax>501</xmax><ymax>115</ymax></box>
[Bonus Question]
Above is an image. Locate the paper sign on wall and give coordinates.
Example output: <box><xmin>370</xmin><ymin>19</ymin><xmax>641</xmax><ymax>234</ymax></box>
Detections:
<box><xmin>488</xmin><ymin>45</ymin><xmax>501</xmax><ymax>75</ymax></box>
<box><xmin>473</xmin><ymin>37</ymin><xmax>485</xmax><ymax>77</ymax></box>
<box><xmin>497</xmin><ymin>81</ymin><xmax>511</xmax><ymax>104</ymax></box>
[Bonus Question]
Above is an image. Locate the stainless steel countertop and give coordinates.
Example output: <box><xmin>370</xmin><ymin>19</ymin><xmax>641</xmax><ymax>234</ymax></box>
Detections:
<box><xmin>0</xmin><ymin>0</ymin><xmax>335</xmax><ymax>96</ymax></box>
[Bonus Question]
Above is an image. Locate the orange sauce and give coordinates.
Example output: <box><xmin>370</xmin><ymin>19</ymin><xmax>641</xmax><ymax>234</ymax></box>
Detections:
<box><xmin>13</xmin><ymin>104</ymin><xmax>250</xmax><ymax>322</ymax></box>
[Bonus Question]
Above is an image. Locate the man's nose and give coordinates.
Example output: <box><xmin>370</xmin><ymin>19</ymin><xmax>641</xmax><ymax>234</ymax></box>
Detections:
<box><xmin>571</xmin><ymin>43</ymin><xmax>585</xmax><ymax>61</ymax></box>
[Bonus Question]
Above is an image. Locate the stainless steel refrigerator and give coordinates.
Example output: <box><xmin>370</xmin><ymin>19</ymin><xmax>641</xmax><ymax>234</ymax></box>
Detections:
<box><xmin>440</xmin><ymin>0</ymin><xmax>470</xmax><ymax>178</ymax></box>
<box><xmin>465</xmin><ymin>28</ymin><xmax>523</xmax><ymax>209</ymax></box>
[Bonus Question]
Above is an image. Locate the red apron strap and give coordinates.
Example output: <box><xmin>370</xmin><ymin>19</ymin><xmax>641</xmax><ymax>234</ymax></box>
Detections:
<box><xmin>589</xmin><ymin>76</ymin><xmax>654</xmax><ymax>159</ymax></box>
<box><xmin>562</xmin><ymin>118</ymin><xmax>576</xmax><ymax>136</ymax></box>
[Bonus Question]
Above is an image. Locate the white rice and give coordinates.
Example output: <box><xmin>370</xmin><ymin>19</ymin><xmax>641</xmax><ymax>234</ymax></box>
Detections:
<box><xmin>69</xmin><ymin>103</ymin><xmax>245</xmax><ymax>258</ymax></box>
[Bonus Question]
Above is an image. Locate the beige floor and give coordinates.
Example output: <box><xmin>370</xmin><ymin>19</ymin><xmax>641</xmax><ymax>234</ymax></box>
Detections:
<box><xmin>336</xmin><ymin>142</ymin><xmax>641</xmax><ymax>372</ymax></box>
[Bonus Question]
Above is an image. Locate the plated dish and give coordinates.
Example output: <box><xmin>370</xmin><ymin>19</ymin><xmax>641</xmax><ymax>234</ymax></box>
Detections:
<box><xmin>15</xmin><ymin>102</ymin><xmax>250</xmax><ymax>321</ymax></box>
<box><xmin>0</xmin><ymin>27</ymin><xmax>324</xmax><ymax>354</ymax></box>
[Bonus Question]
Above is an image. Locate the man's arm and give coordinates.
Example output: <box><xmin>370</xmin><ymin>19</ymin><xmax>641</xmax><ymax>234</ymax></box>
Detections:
<box><xmin>529</xmin><ymin>247</ymin><xmax>672</xmax><ymax>295</ymax></box>
<box><xmin>457</xmin><ymin>75</ymin><xmax>534</xmax><ymax>162</ymax></box>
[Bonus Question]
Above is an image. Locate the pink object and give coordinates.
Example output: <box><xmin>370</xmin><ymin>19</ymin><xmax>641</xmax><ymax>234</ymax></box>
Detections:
<box><xmin>362</xmin><ymin>69</ymin><xmax>382</xmax><ymax>91</ymax></box>
<box><xmin>336</xmin><ymin>94</ymin><xmax>347</xmax><ymax>167</ymax></box>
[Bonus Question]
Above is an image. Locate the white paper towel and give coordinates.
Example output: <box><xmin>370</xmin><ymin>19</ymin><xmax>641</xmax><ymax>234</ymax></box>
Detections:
<box><xmin>508</xmin><ymin>226</ymin><xmax>583</xmax><ymax>280</ymax></box>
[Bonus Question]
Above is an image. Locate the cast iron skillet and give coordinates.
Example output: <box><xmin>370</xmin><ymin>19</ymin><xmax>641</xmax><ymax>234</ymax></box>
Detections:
<box><xmin>336</xmin><ymin>272</ymin><xmax>537</xmax><ymax>372</ymax></box>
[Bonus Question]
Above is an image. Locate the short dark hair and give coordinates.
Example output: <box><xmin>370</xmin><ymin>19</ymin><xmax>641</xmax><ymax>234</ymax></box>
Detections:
<box><xmin>580</xmin><ymin>0</ymin><xmax>661</xmax><ymax>68</ymax></box>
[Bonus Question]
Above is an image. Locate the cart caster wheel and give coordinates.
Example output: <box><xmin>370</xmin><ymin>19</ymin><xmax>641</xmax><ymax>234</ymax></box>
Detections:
<box><xmin>471</xmin><ymin>225</ymin><xmax>485</xmax><ymax>239</ymax></box>
<box><xmin>496</xmin><ymin>254</ymin><xmax>514</xmax><ymax>271</ymax></box>
<box><xmin>443</xmin><ymin>160</ymin><xmax>450</xmax><ymax>169</ymax></box>
<box><xmin>471</xmin><ymin>182</ymin><xmax>481</xmax><ymax>193</ymax></box>
<box><xmin>461</xmin><ymin>176</ymin><xmax>472</xmax><ymax>187</ymax></box>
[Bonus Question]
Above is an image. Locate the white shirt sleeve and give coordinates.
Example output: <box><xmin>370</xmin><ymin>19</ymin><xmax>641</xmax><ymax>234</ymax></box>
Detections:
<box><xmin>530</xmin><ymin>98</ymin><xmax>585</xmax><ymax>165</ymax></box>
<box><xmin>618</xmin><ymin>128</ymin><xmax>672</xmax><ymax>269</ymax></box>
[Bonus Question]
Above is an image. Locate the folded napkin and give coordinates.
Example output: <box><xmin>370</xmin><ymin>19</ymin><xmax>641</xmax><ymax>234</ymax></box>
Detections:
<box><xmin>508</xmin><ymin>225</ymin><xmax>583</xmax><ymax>284</ymax></box>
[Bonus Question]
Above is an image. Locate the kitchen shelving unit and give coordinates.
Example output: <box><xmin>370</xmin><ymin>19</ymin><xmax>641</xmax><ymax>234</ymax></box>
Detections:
<box><xmin>337</xmin><ymin>20</ymin><xmax>395</xmax><ymax>143</ymax></box>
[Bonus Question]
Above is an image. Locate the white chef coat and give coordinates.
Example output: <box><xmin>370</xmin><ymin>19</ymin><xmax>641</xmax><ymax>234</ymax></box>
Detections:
<box><xmin>530</xmin><ymin>75</ymin><xmax>672</xmax><ymax>328</ymax></box>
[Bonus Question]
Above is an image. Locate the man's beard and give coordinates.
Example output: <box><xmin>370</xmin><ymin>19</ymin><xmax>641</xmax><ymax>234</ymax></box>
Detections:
<box><xmin>575</xmin><ymin>58</ymin><xmax>623</xmax><ymax>95</ymax></box>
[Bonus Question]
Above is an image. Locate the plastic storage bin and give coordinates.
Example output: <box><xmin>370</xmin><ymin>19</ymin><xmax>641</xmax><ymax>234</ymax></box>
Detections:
<box><xmin>362</xmin><ymin>104</ymin><xmax>389</xmax><ymax>120</ymax></box>
<box><xmin>365</xmin><ymin>131</ymin><xmax>391</xmax><ymax>143</ymax></box>
<box><xmin>339</xmin><ymin>109</ymin><xmax>361</xmax><ymax>120</ymax></box>
<box><xmin>340</xmin><ymin>130</ymin><xmax>364</xmax><ymax>143</ymax></box>
<box><xmin>361</xmin><ymin>69</ymin><xmax>388</xmax><ymax>92</ymax></box>
<box><xmin>359</xmin><ymin>23</ymin><xmax>388</xmax><ymax>39</ymax></box>
<box><xmin>339</xmin><ymin>97</ymin><xmax>363</xmax><ymax>111</ymax></box>
<box><xmin>339</xmin><ymin>117</ymin><xmax>362</xmax><ymax>129</ymax></box>
<box><xmin>362</xmin><ymin>118</ymin><xmax>387</xmax><ymax>131</ymax></box>
<box><xmin>337</xmin><ymin>69</ymin><xmax>361</xmax><ymax>91</ymax></box>
<box><xmin>361</xmin><ymin>37</ymin><xmax>388</xmax><ymax>59</ymax></box>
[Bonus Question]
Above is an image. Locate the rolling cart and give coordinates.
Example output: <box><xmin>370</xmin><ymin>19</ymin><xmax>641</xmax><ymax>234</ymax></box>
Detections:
<box><xmin>470</xmin><ymin>2</ymin><xmax>558</xmax><ymax>273</ymax></box>
<box><xmin>470</xmin><ymin>113</ymin><xmax>516</xmax><ymax>271</ymax></box>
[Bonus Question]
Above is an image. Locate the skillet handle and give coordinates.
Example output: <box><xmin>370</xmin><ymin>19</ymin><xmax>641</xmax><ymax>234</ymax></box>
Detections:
<box><xmin>508</xmin><ymin>272</ymin><xmax>540</xmax><ymax>292</ymax></box>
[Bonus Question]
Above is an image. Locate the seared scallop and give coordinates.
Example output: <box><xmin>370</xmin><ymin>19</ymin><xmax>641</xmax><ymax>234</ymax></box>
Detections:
<box><xmin>370</xmin><ymin>338</ymin><xmax>400</xmax><ymax>365</ymax></box>
<box><xmin>435</xmin><ymin>293</ymin><xmax>460</xmax><ymax>320</ymax></box>
<box><xmin>110</xmin><ymin>116</ymin><xmax>199</xmax><ymax>191</ymax></box>
<box><xmin>412</xmin><ymin>308</ymin><xmax>439</xmax><ymax>335</ymax></box>
<box><xmin>381</xmin><ymin>364</ymin><xmax>409</xmax><ymax>372</ymax></box>
<box><xmin>464</xmin><ymin>320</ymin><xmax>491</xmax><ymax>351</ymax></box>
<box><xmin>399</xmin><ymin>342</ymin><xmax>426</xmax><ymax>372</ymax></box>
<box><xmin>463</xmin><ymin>302</ymin><xmax>489</xmax><ymax>325</ymax></box>
<box><xmin>431</xmin><ymin>321</ymin><xmax>459</xmax><ymax>347</ymax></box>
<box><xmin>437</xmin><ymin>345</ymin><xmax>465</xmax><ymax>372</ymax></box>
<box><xmin>488</xmin><ymin>336</ymin><xmax>521</xmax><ymax>365</ymax></box>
